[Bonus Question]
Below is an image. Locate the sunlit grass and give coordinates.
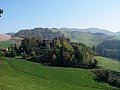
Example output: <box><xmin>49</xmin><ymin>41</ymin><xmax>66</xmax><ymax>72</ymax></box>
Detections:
<box><xmin>0</xmin><ymin>57</ymin><xmax>118</xmax><ymax>90</ymax></box>
<box><xmin>96</xmin><ymin>56</ymin><xmax>120</xmax><ymax>72</ymax></box>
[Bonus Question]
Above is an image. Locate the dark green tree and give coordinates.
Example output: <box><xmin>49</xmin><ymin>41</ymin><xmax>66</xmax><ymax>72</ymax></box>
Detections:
<box><xmin>10</xmin><ymin>50</ymin><xmax>17</xmax><ymax>58</ymax></box>
<box><xmin>0</xmin><ymin>51</ymin><xmax>4</xmax><ymax>60</ymax></box>
<box><xmin>0</xmin><ymin>9</ymin><xmax>3</xmax><ymax>17</ymax></box>
<box><xmin>22</xmin><ymin>51</ymin><xmax>27</xmax><ymax>59</ymax></box>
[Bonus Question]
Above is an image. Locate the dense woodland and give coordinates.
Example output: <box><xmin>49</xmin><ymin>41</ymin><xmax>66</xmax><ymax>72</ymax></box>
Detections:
<box><xmin>6</xmin><ymin>36</ymin><xmax>97</xmax><ymax>68</ymax></box>
<box><xmin>96</xmin><ymin>40</ymin><xmax>120</xmax><ymax>60</ymax></box>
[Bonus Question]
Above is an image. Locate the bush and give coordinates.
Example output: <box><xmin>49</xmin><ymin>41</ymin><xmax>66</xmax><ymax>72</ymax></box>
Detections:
<box><xmin>22</xmin><ymin>52</ymin><xmax>27</xmax><ymax>59</ymax></box>
<box><xmin>11</xmin><ymin>50</ymin><xmax>16</xmax><ymax>58</ymax></box>
<box><xmin>111</xmin><ymin>78</ymin><xmax>120</xmax><ymax>87</ymax></box>
<box><xmin>92</xmin><ymin>69</ymin><xmax>120</xmax><ymax>88</ymax></box>
<box><xmin>0</xmin><ymin>51</ymin><xmax>4</xmax><ymax>60</ymax></box>
<box><xmin>5</xmin><ymin>51</ymin><xmax>16</xmax><ymax>58</ymax></box>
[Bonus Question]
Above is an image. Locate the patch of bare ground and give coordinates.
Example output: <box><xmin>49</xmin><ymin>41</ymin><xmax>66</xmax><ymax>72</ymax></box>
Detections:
<box><xmin>0</xmin><ymin>34</ymin><xmax>11</xmax><ymax>41</ymax></box>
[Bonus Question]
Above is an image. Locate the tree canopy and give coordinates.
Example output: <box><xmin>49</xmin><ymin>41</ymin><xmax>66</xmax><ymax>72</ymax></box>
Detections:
<box><xmin>9</xmin><ymin>37</ymin><xmax>97</xmax><ymax>68</ymax></box>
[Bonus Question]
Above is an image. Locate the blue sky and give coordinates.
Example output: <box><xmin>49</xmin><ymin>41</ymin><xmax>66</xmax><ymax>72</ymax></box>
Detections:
<box><xmin>0</xmin><ymin>0</ymin><xmax>120</xmax><ymax>33</ymax></box>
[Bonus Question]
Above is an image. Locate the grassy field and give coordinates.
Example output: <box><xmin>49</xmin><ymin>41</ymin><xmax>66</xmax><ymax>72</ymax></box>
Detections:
<box><xmin>60</xmin><ymin>31</ymin><xmax>112</xmax><ymax>46</ymax></box>
<box><xmin>0</xmin><ymin>40</ymin><xmax>14</xmax><ymax>48</ymax></box>
<box><xmin>59</xmin><ymin>30</ymin><xmax>120</xmax><ymax>46</ymax></box>
<box><xmin>96</xmin><ymin>56</ymin><xmax>120</xmax><ymax>72</ymax></box>
<box><xmin>0</xmin><ymin>57</ymin><xmax>119</xmax><ymax>90</ymax></box>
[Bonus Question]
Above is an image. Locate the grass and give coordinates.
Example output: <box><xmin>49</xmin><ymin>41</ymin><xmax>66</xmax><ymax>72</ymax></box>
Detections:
<box><xmin>0</xmin><ymin>40</ymin><xmax>14</xmax><ymax>48</ymax></box>
<box><xmin>96</xmin><ymin>56</ymin><xmax>120</xmax><ymax>72</ymax></box>
<box><xmin>0</xmin><ymin>57</ymin><xmax>119</xmax><ymax>90</ymax></box>
<box><xmin>60</xmin><ymin>30</ymin><xmax>113</xmax><ymax>46</ymax></box>
<box><xmin>59</xmin><ymin>30</ymin><xmax>120</xmax><ymax>46</ymax></box>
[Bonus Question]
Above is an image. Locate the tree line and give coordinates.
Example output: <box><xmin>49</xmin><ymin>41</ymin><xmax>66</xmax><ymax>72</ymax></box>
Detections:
<box><xmin>5</xmin><ymin>37</ymin><xmax>97</xmax><ymax>68</ymax></box>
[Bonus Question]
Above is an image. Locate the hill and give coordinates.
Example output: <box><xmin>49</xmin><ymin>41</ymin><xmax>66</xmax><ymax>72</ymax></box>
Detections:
<box><xmin>58</xmin><ymin>29</ymin><xmax>120</xmax><ymax>46</ymax></box>
<box><xmin>0</xmin><ymin>57</ymin><xmax>118</xmax><ymax>90</ymax></box>
<box><xmin>14</xmin><ymin>28</ymin><xmax>64</xmax><ymax>39</ymax></box>
<box><xmin>96</xmin><ymin>40</ymin><xmax>120</xmax><ymax>60</ymax></box>
<box><xmin>61</xmin><ymin>28</ymin><xmax>115</xmax><ymax>35</ymax></box>
<box><xmin>59</xmin><ymin>30</ymin><xmax>113</xmax><ymax>46</ymax></box>
<box><xmin>0</xmin><ymin>40</ymin><xmax>14</xmax><ymax>48</ymax></box>
<box><xmin>6</xmin><ymin>33</ymin><xmax>15</xmax><ymax>36</ymax></box>
<box><xmin>14</xmin><ymin>27</ymin><xmax>120</xmax><ymax>46</ymax></box>
<box><xmin>96</xmin><ymin>56</ymin><xmax>120</xmax><ymax>72</ymax></box>
<box><xmin>0</xmin><ymin>34</ymin><xmax>11</xmax><ymax>41</ymax></box>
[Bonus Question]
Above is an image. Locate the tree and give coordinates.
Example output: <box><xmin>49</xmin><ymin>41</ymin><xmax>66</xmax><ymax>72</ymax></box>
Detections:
<box><xmin>0</xmin><ymin>9</ymin><xmax>3</xmax><ymax>17</ymax></box>
<box><xmin>72</xmin><ymin>43</ymin><xmax>96</xmax><ymax>68</ymax></box>
<box><xmin>22</xmin><ymin>51</ymin><xmax>27</xmax><ymax>59</ymax></box>
<box><xmin>54</xmin><ymin>39</ymin><xmax>61</xmax><ymax>48</ymax></box>
<box><xmin>62</xmin><ymin>40</ymin><xmax>73</xmax><ymax>54</ymax></box>
<box><xmin>10</xmin><ymin>50</ymin><xmax>17</xmax><ymax>58</ymax></box>
<box><xmin>0</xmin><ymin>51</ymin><xmax>4</xmax><ymax>60</ymax></box>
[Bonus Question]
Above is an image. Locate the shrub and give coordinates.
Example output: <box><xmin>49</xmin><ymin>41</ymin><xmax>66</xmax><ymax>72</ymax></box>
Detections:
<box><xmin>10</xmin><ymin>50</ymin><xmax>16</xmax><ymax>58</ymax></box>
<box><xmin>5</xmin><ymin>50</ymin><xmax>16</xmax><ymax>58</ymax></box>
<box><xmin>22</xmin><ymin>52</ymin><xmax>27</xmax><ymax>59</ymax></box>
<box><xmin>92</xmin><ymin>69</ymin><xmax>120</xmax><ymax>88</ymax></box>
<box><xmin>0</xmin><ymin>51</ymin><xmax>4</xmax><ymax>60</ymax></box>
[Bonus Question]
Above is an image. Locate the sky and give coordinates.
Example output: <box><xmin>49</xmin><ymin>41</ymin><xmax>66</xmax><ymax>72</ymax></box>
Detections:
<box><xmin>0</xmin><ymin>0</ymin><xmax>120</xmax><ymax>33</ymax></box>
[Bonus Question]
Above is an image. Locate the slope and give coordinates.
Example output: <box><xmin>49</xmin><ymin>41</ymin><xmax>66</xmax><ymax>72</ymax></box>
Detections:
<box><xmin>59</xmin><ymin>30</ymin><xmax>112</xmax><ymax>46</ymax></box>
<box><xmin>14</xmin><ymin>27</ymin><xmax>120</xmax><ymax>46</ymax></box>
<box><xmin>0</xmin><ymin>57</ymin><xmax>119</xmax><ymax>90</ymax></box>
<box><xmin>0</xmin><ymin>40</ymin><xmax>14</xmax><ymax>48</ymax></box>
<box><xmin>96</xmin><ymin>56</ymin><xmax>120</xmax><ymax>72</ymax></box>
<box><xmin>0</xmin><ymin>34</ymin><xmax>11</xmax><ymax>41</ymax></box>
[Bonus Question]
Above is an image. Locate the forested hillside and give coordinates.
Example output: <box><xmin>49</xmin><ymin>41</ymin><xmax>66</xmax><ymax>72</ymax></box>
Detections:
<box><xmin>14</xmin><ymin>28</ymin><xmax>64</xmax><ymax>39</ymax></box>
<box><xmin>96</xmin><ymin>40</ymin><xmax>120</xmax><ymax>60</ymax></box>
<box><xmin>14</xmin><ymin>28</ymin><xmax>120</xmax><ymax>46</ymax></box>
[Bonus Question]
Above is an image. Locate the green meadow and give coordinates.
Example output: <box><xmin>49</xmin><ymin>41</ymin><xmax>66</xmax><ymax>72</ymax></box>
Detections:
<box><xmin>0</xmin><ymin>57</ymin><xmax>119</xmax><ymax>90</ymax></box>
<box><xmin>0</xmin><ymin>40</ymin><xmax>14</xmax><ymax>48</ymax></box>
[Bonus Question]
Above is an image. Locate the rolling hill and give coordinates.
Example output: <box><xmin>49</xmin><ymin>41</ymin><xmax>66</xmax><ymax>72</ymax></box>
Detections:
<box><xmin>13</xmin><ymin>27</ymin><xmax>120</xmax><ymax>46</ymax></box>
<box><xmin>0</xmin><ymin>34</ymin><xmax>11</xmax><ymax>41</ymax></box>
<box><xmin>59</xmin><ymin>30</ymin><xmax>113</xmax><ymax>46</ymax></box>
<box><xmin>61</xmin><ymin>28</ymin><xmax>115</xmax><ymax>35</ymax></box>
<box><xmin>0</xmin><ymin>40</ymin><xmax>14</xmax><ymax>48</ymax></box>
<box><xmin>96</xmin><ymin>56</ymin><xmax>120</xmax><ymax>72</ymax></box>
<box><xmin>14</xmin><ymin>28</ymin><xmax>64</xmax><ymax>38</ymax></box>
<box><xmin>0</xmin><ymin>34</ymin><xmax>14</xmax><ymax>48</ymax></box>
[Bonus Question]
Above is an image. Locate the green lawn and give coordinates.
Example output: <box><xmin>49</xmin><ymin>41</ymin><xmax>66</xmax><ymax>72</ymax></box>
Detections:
<box><xmin>0</xmin><ymin>57</ymin><xmax>119</xmax><ymax>90</ymax></box>
<box><xmin>96</xmin><ymin>56</ymin><xmax>120</xmax><ymax>72</ymax></box>
<box><xmin>0</xmin><ymin>40</ymin><xmax>14</xmax><ymax>48</ymax></box>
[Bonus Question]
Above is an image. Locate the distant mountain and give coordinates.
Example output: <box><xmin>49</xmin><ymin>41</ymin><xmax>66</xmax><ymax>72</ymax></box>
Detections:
<box><xmin>6</xmin><ymin>33</ymin><xmax>15</xmax><ymax>36</ymax></box>
<box><xmin>61</xmin><ymin>28</ymin><xmax>116</xmax><ymax>35</ymax></box>
<box><xmin>115</xmin><ymin>31</ymin><xmax>120</xmax><ymax>35</ymax></box>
